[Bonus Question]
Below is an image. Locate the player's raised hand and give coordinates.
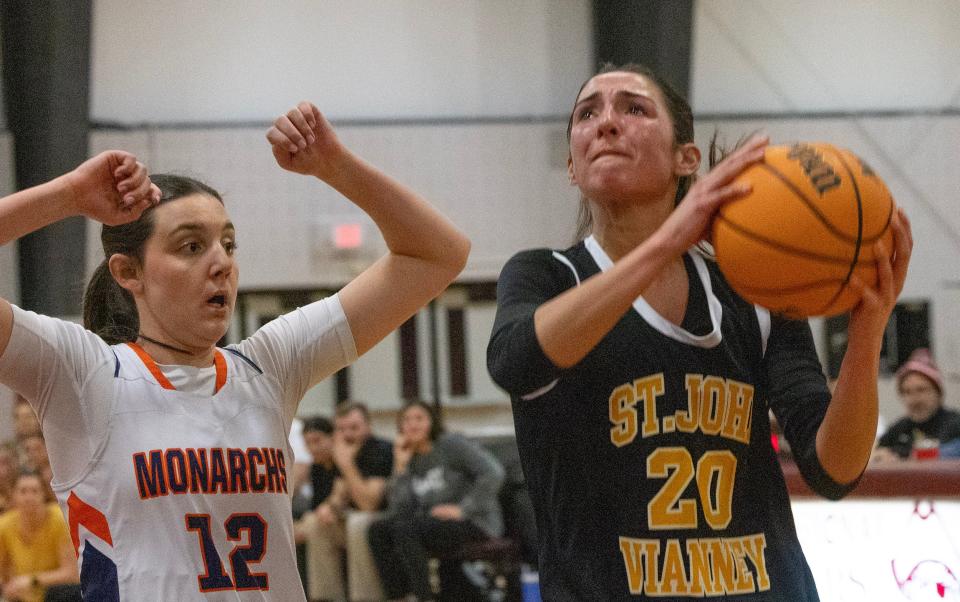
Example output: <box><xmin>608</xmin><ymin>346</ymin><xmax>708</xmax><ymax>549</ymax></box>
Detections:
<box><xmin>63</xmin><ymin>151</ymin><xmax>161</xmax><ymax>225</ymax></box>
<box><xmin>847</xmin><ymin>206</ymin><xmax>913</xmax><ymax>338</ymax></box>
<box><xmin>267</xmin><ymin>101</ymin><xmax>347</xmax><ymax>181</ymax></box>
<box><xmin>658</xmin><ymin>134</ymin><xmax>768</xmax><ymax>256</ymax></box>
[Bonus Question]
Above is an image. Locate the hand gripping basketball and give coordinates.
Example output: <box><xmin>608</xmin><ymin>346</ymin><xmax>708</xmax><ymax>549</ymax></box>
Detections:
<box><xmin>712</xmin><ymin>142</ymin><xmax>897</xmax><ymax>318</ymax></box>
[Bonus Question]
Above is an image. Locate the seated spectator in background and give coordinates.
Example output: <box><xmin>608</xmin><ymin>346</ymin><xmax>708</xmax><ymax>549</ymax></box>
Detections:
<box><xmin>11</xmin><ymin>398</ymin><xmax>40</xmax><ymax>473</ymax></box>
<box><xmin>10</xmin><ymin>400</ymin><xmax>54</xmax><ymax>502</ymax></box>
<box><xmin>304</xmin><ymin>416</ymin><xmax>337</xmax><ymax>509</ymax></box>
<box><xmin>368</xmin><ymin>400</ymin><xmax>505</xmax><ymax>602</ymax></box>
<box><xmin>874</xmin><ymin>348</ymin><xmax>960</xmax><ymax>461</ymax></box>
<box><xmin>0</xmin><ymin>445</ymin><xmax>16</xmax><ymax>513</ymax></box>
<box><xmin>289</xmin><ymin>415</ymin><xmax>315</xmax><ymax>519</ymax></box>
<box><xmin>294</xmin><ymin>416</ymin><xmax>336</xmax><ymax>532</ymax></box>
<box><xmin>19</xmin><ymin>436</ymin><xmax>47</xmax><ymax>476</ymax></box>
<box><xmin>17</xmin><ymin>436</ymin><xmax>53</xmax><ymax>503</ymax></box>
<box><xmin>300</xmin><ymin>401</ymin><xmax>393</xmax><ymax>602</ymax></box>
<box><xmin>12</xmin><ymin>397</ymin><xmax>40</xmax><ymax>444</ymax></box>
<box><xmin>0</xmin><ymin>473</ymin><xmax>80</xmax><ymax>602</ymax></box>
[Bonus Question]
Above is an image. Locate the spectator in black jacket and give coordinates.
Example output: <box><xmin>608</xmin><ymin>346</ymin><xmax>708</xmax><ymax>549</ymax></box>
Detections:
<box><xmin>875</xmin><ymin>348</ymin><xmax>960</xmax><ymax>460</ymax></box>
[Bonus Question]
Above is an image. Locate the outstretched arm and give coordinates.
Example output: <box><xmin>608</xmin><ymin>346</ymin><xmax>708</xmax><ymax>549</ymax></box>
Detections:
<box><xmin>266</xmin><ymin>102</ymin><xmax>470</xmax><ymax>356</ymax></box>
<box><xmin>816</xmin><ymin>207</ymin><xmax>913</xmax><ymax>483</ymax></box>
<box><xmin>0</xmin><ymin>152</ymin><xmax>159</xmax><ymax>357</ymax></box>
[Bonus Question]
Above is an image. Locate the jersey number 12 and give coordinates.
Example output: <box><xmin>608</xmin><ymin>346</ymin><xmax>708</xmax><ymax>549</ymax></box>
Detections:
<box><xmin>186</xmin><ymin>513</ymin><xmax>269</xmax><ymax>592</ymax></box>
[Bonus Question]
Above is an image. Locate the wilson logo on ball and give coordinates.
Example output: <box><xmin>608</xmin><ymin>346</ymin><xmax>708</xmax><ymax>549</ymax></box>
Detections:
<box><xmin>788</xmin><ymin>144</ymin><xmax>842</xmax><ymax>195</ymax></box>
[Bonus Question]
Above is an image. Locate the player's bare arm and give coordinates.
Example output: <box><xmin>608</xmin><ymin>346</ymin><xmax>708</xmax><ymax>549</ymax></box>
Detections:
<box><xmin>267</xmin><ymin>102</ymin><xmax>470</xmax><ymax>357</ymax></box>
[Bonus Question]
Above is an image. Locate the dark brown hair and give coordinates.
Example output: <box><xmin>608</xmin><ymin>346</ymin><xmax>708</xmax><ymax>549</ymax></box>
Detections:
<box><xmin>302</xmin><ymin>415</ymin><xmax>334</xmax><ymax>435</ymax></box>
<box><xmin>397</xmin><ymin>400</ymin><xmax>444</xmax><ymax>442</ymax></box>
<box><xmin>82</xmin><ymin>175</ymin><xmax>223</xmax><ymax>343</ymax></box>
<box><xmin>334</xmin><ymin>400</ymin><xmax>372</xmax><ymax>422</ymax></box>
<box><xmin>568</xmin><ymin>63</ymin><xmax>697</xmax><ymax>241</ymax></box>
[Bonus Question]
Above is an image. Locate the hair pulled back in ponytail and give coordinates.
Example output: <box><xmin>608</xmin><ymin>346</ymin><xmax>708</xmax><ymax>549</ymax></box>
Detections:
<box><xmin>82</xmin><ymin>174</ymin><xmax>223</xmax><ymax>343</ymax></box>
<box><xmin>568</xmin><ymin>62</ymin><xmax>697</xmax><ymax>241</ymax></box>
<box><xmin>83</xmin><ymin>262</ymin><xmax>139</xmax><ymax>344</ymax></box>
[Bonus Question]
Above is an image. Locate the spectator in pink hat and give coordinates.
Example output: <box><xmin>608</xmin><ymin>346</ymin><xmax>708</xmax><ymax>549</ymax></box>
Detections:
<box><xmin>874</xmin><ymin>348</ymin><xmax>960</xmax><ymax>460</ymax></box>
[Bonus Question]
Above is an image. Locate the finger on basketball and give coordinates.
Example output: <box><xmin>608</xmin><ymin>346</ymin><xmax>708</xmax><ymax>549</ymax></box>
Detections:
<box><xmin>873</xmin><ymin>239</ymin><xmax>894</xmax><ymax>297</ymax></box>
<box><xmin>847</xmin><ymin>275</ymin><xmax>874</xmax><ymax>307</ymax></box>
<box><xmin>709</xmin><ymin>140</ymin><xmax>768</xmax><ymax>185</ymax></box>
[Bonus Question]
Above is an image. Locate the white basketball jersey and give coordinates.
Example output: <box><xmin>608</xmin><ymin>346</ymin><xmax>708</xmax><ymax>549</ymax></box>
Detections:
<box><xmin>54</xmin><ymin>342</ymin><xmax>306</xmax><ymax>601</ymax></box>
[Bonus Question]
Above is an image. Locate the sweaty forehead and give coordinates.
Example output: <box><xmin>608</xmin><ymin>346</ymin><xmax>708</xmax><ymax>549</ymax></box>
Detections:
<box><xmin>578</xmin><ymin>71</ymin><xmax>659</xmax><ymax>100</ymax></box>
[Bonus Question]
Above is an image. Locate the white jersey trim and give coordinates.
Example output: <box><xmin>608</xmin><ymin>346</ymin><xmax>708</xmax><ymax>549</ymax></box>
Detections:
<box><xmin>551</xmin><ymin>251</ymin><xmax>581</xmax><ymax>285</ymax></box>
<box><xmin>755</xmin><ymin>306</ymin><xmax>771</xmax><ymax>357</ymax></box>
<box><xmin>520</xmin><ymin>379</ymin><xmax>559</xmax><ymax>401</ymax></box>
<box><xmin>584</xmin><ymin>235</ymin><xmax>723</xmax><ymax>349</ymax></box>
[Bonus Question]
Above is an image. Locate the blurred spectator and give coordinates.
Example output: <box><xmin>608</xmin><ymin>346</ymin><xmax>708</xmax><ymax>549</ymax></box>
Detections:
<box><xmin>20</xmin><ymin>436</ymin><xmax>47</xmax><ymax>476</ymax></box>
<box><xmin>289</xmin><ymin>415</ymin><xmax>312</xmax><ymax>517</ymax></box>
<box><xmin>874</xmin><ymin>349</ymin><xmax>960</xmax><ymax>461</ymax></box>
<box><xmin>12</xmin><ymin>398</ymin><xmax>41</xmax><ymax>474</ymax></box>
<box><xmin>0</xmin><ymin>445</ymin><xmax>17</xmax><ymax>513</ymax></box>
<box><xmin>293</xmin><ymin>416</ymin><xmax>336</xmax><ymax>529</ymax></box>
<box><xmin>0</xmin><ymin>472</ymin><xmax>80</xmax><ymax>602</ymax></box>
<box><xmin>17</xmin><ymin>436</ymin><xmax>53</xmax><ymax>503</ymax></box>
<box><xmin>304</xmin><ymin>416</ymin><xmax>337</xmax><ymax>509</ymax></box>
<box><xmin>12</xmin><ymin>397</ymin><xmax>40</xmax><ymax>444</ymax></box>
<box><xmin>368</xmin><ymin>400</ymin><xmax>505</xmax><ymax>602</ymax></box>
<box><xmin>299</xmin><ymin>401</ymin><xmax>392</xmax><ymax>602</ymax></box>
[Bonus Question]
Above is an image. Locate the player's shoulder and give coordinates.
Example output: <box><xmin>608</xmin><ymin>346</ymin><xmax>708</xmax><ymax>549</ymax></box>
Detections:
<box><xmin>502</xmin><ymin>247</ymin><xmax>558</xmax><ymax>273</ymax></box>
<box><xmin>9</xmin><ymin>304</ymin><xmax>113</xmax><ymax>355</ymax></box>
<box><xmin>501</xmin><ymin>241</ymin><xmax>593</xmax><ymax>287</ymax></box>
<box><xmin>219</xmin><ymin>345</ymin><xmax>266</xmax><ymax>378</ymax></box>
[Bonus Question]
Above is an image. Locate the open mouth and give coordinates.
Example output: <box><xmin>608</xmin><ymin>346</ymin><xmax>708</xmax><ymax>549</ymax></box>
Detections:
<box><xmin>207</xmin><ymin>294</ymin><xmax>226</xmax><ymax>308</ymax></box>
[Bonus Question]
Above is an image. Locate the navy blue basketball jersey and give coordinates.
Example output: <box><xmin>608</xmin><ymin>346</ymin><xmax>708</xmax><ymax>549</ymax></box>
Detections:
<box><xmin>488</xmin><ymin>237</ymin><xmax>854</xmax><ymax>601</ymax></box>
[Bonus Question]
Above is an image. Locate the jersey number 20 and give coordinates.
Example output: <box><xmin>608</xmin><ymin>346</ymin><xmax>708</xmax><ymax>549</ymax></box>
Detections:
<box><xmin>186</xmin><ymin>513</ymin><xmax>268</xmax><ymax>592</ymax></box>
<box><xmin>647</xmin><ymin>448</ymin><xmax>736</xmax><ymax>530</ymax></box>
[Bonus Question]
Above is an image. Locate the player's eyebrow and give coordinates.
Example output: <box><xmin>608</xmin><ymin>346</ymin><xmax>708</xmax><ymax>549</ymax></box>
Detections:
<box><xmin>573</xmin><ymin>90</ymin><xmax>652</xmax><ymax>111</ymax></box>
<box><xmin>168</xmin><ymin>222</ymin><xmax>236</xmax><ymax>237</ymax></box>
<box><xmin>573</xmin><ymin>91</ymin><xmax>601</xmax><ymax>110</ymax></box>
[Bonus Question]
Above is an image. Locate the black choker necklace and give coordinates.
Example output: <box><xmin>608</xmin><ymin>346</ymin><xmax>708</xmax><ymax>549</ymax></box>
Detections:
<box><xmin>137</xmin><ymin>334</ymin><xmax>193</xmax><ymax>355</ymax></box>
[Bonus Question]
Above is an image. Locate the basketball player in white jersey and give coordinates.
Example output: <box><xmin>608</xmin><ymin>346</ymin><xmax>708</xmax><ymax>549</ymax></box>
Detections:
<box><xmin>0</xmin><ymin>102</ymin><xmax>470</xmax><ymax>600</ymax></box>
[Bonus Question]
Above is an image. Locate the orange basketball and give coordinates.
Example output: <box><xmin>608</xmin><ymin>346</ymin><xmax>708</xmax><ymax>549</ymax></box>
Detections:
<box><xmin>712</xmin><ymin>142</ymin><xmax>895</xmax><ymax>319</ymax></box>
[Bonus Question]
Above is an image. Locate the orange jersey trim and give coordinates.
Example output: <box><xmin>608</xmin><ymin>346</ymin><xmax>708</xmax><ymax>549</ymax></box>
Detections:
<box><xmin>125</xmin><ymin>343</ymin><xmax>228</xmax><ymax>393</ymax></box>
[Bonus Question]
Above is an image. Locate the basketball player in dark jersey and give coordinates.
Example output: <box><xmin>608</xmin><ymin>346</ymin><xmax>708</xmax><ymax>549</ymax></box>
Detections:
<box><xmin>487</xmin><ymin>64</ymin><xmax>912</xmax><ymax>601</ymax></box>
